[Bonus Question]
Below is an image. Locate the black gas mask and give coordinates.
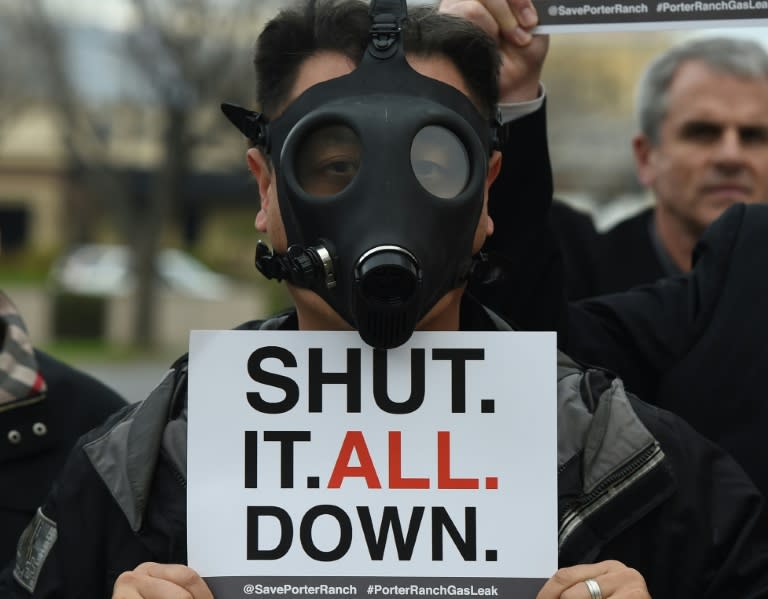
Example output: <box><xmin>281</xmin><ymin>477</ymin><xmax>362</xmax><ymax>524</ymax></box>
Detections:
<box><xmin>223</xmin><ymin>0</ymin><xmax>501</xmax><ymax>349</ymax></box>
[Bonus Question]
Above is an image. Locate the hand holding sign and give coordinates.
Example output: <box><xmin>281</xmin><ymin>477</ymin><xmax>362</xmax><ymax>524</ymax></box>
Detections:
<box><xmin>535</xmin><ymin>561</ymin><xmax>650</xmax><ymax>599</ymax></box>
<box><xmin>439</xmin><ymin>0</ymin><xmax>549</xmax><ymax>102</ymax></box>
<box><xmin>112</xmin><ymin>563</ymin><xmax>213</xmax><ymax>599</ymax></box>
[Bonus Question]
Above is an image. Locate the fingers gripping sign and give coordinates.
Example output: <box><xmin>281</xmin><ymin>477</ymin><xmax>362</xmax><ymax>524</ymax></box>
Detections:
<box><xmin>439</xmin><ymin>0</ymin><xmax>549</xmax><ymax>102</ymax></box>
<box><xmin>536</xmin><ymin>561</ymin><xmax>651</xmax><ymax>599</ymax></box>
<box><xmin>112</xmin><ymin>562</ymin><xmax>214</xmax><ymax>599</ymax></box>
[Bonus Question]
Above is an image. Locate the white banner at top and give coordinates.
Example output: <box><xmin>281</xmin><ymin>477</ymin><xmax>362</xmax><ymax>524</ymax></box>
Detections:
<box><xmin>535</xmin><ymin>0</ymin><xmax>768</xmax><ymax>32</ymax></box>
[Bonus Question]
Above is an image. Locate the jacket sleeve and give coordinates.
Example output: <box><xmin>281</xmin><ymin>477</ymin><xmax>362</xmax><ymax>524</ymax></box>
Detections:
<box><xmin>6</xmin><ymin>406</ymin><xmax>144</xmax><ymax>599</ymax></box>
<box><xmin>629</xmin><ymin>399</ymin><xmax>768</xmax><ymax>598</ymax></box>
<box><xmin>35</xmin><ymin>350</ymin><xmax>128</xmax><ymax>423</ymax></box>
<box><xmin>563</xmin><ymin>203</ymin><xmax>745</xmax><ymax>401</ymax></box>
<box><xmin>469</xmin><ymin>100</ymin><xmax>569</xmax><ymax>338</ymax></box>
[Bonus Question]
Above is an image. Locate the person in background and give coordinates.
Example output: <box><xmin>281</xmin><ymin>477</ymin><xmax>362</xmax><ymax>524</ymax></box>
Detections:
<box><xmin>0</xmin><ymin>229</ymin><xmax>127</xmax><ymax>564</ymax></box>
<box><xmin>452</xmin><ymin>0</ymin><xmax>768</xmax><ymax>501</ymax></box>
<box><xmin>554</xmin><ymin>37</ymin><xmax>768</xmax><ymax>300</ymax></box>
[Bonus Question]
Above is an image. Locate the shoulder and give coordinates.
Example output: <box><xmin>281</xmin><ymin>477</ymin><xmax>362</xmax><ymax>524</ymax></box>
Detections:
<box><xmin>26</xmin><ymin>362</ymin><xmax>185</xmax><ymax>529</ymax></box>
<box><xmin>601</xmin><ymin>207</ymin><xmax>653</xmax><ymax>242</ymax></box>
<box><xmin>550</xmin><ymin>200</ymin><xmax>596</xmax><ymax>228</ymax></box>
<box><xmin>34</xmin><ymin>350</ymin><xmax>127</xmax><ymax>417</ymax></box>
<box><xmin>550</xmin><ymin>201</ymin><xmax>598</xmax><ymax>244</ymax></box>
<box><xmin>9</xmin><ymin>400</ymin><xmax>148</xmax><ymax>597</ymax></box>
<box><xmin>628</xmin><ymin>394</ymin><xmax>764</xmax><ymax>507</ymax></box>
<box><xmin>692</xmin><ymin>202</ymin><xmax>757</xmax><ymax>270</ymax></box>
<box><xmin>236</xmin><ymin>310</ymin><xmax>299</xmax><ymax>331</ymax></box>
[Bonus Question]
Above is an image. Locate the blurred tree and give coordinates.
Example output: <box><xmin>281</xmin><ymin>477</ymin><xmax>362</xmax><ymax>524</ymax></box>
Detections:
<box><xmin>19</xmin><ymin>0</ymin><xmax>130</xmax><ymax>247</ymax></box>
<box><xmin>0</xmin><ymin>4</ymin><xmax>31</xmax><ymax>140</ymax></box>
<box><xmin>121</xmin><ymin>0</ymin><xmax>265</xmax><ymax>348</ymax></box>
<box><xmin>10</xmin><ymin>0</ymin><xmax>268</xmax><ymax>348</ymax></box>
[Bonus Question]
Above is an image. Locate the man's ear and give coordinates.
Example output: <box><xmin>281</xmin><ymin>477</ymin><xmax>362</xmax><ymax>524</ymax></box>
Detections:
<box><xmin>633</xmin><ymin>133</ymin><xmax>655</xmax><ymax>187</ymax></box>
<box><xmin>487</xmin><ymin>150</ymin><xmax>502</xmax><ymax>189</ymax></box>
<box><xmin>247</xmin><ymin>148</ymin><xmax>273</xmax><ymax>233</ymax></box>
<box><xmin>482</xmin><ymin>151</ymin><xmax>502</xmax><ymax>238</ymax></box>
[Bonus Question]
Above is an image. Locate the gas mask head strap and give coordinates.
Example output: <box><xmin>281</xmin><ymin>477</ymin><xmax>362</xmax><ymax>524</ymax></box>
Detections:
<box><xmin>368</xmin><ymin>0</ymin><xmax>407</xmax><ymax>59</ymax></box>
<box><xmin>220</xmin><ymin>0</ymin><xmax>413</xmax><ymax>291</ymax></box>
<box><xmin>219</xmin><ymin>1</ymin><xmax>408</xmax><ymax>148</ymax></box>
<box><xmin>220</xmin><ymin>103</ymin><xmax>270</xmax><ymax>151</ymax></box>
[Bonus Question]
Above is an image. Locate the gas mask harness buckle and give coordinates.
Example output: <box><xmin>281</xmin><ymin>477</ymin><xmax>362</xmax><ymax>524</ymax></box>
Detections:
<box><xmin>368</xmin><ymin>0</ymin><xmax>406</xmax><ymax>59</ymax></box>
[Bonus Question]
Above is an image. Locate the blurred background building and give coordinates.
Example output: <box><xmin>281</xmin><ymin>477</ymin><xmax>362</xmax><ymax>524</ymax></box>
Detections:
<box><xmin>0</xmin><ymin>0</ymin><xmax>286</xmax><ymax>353</ymax></box>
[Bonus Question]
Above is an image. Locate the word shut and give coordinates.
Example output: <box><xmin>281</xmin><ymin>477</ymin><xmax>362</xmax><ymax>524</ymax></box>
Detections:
<box><xmin>246</xmin><ymin>346</ymin><xmax>496</xmax><ymax>415</ymax></box>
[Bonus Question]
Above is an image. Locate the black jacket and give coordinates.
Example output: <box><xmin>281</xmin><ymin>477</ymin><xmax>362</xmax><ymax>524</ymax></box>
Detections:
<box><xmin>471</xmin><ymin>100</ymin><xmax>568</xmax><ymax>339</ymax></box>
<box><xmin>480</xmin><ymin>105</ymin><xmax>768</xmax><ymax>498</ymax></box>
<box><xmin>0</xmin><ymin>351</ymin><xmax>127</xmax><ymax>564</ymax></box>
<box><xmin>566</xmin><ymin>202</ymin><xmax>768</xmax><ymax>499</ymax></box>
<box><xmin>4</xmin><ymin>301</ymin><xmax>768</xmax><ymax>598</ymax></box>
<box><xmin>551</xmin><ymin>205</ymin><xmax>668</xmax><ymax>300</ymax></box>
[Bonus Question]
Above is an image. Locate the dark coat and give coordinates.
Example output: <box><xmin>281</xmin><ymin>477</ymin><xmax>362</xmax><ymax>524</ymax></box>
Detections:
<box><xmin>473</xmin><ymin>102</ymin><xmax>666</xmax><ymax>306</ymax></box>
<box><xmin>3</xmin><ymin>302</ymin><xmax>768</xmax><ymax>598</ymax></box>
<box><xmin>479</xmin><ymin>103</ymin><xmax>768</xmax><ymax>498</ymax></box>
<box><xmin>0</xmin><ymin>351</ymin><xmax>127</xmax><ymax>564</ymax></box>
<box><xmin>567</xmin><ymin>202</ymin><xmax>768</xmax><ymax>499</ymax></box>
<box><xmin>551</xmin><ymin>205</ymin><xmax>667</xmax><ymax>300</ymax></box>
<box><xmin>471</xmin><ymin>99</ymin><xmax>568</xmax><ymax>339</ymax></box>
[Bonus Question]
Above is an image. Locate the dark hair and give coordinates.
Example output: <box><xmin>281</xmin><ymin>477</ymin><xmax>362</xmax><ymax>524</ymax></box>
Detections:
<box><xmin>637</xmin><ymin>37</ymin><xmax>768</xmax><ymax>144</ymax></box>
<box><xmin>253</xmin><ymin>0</ymin><xmax>500</xmax><ymax>119</ymax></box>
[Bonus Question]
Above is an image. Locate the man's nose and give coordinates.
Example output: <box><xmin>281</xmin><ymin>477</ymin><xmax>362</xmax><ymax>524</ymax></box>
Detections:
<box><xmin>713</xmin><ymin>128</ymin><xmax>747</xmax><ymax>167</ymax></box>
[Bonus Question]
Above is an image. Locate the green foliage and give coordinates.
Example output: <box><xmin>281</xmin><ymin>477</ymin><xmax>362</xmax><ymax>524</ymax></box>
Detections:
<box><xmin>0</xmin><ymin>250</ymin><xmax>57</xmax><ymax>284</ymax></box>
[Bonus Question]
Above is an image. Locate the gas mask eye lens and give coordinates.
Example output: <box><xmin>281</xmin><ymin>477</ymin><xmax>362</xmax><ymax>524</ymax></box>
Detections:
<box><xmin>411</xmin><ymin>125</ymin><xmax>469</xmax><ymax>199</ymax></box>
<box><xmin>296</xmin><ymin>124</ymin><xmax>361</xmax><ymax>197</ymax></box>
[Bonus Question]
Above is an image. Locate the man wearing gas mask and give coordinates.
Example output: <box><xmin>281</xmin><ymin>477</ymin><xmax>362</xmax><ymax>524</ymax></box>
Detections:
<box><xmin>5</xmin><ymin>1</ymin><xmax>768</xmax><ymax>599</ymax></box>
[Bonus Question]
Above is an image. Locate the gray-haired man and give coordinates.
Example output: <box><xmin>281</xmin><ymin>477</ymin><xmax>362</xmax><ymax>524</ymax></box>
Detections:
<box><xmin>556</xmin><ymin>37</ymin><xmax>768</xmax><ymax>299</ymax></box>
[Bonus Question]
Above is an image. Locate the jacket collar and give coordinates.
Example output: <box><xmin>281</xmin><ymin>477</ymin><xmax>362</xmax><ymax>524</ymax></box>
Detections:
<box><xmin>556</xmin><ymin>354</ymin><xmax>674</xmax><ymax>561</ymax></box>
<box><xmin>83</xmin><ymin>368</ymin><xmax>178</xmax><ymax>531</ymax></box>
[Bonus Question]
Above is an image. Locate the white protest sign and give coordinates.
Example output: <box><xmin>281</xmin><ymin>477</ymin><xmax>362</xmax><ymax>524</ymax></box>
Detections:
<box><xmin>535</xmin><ymin>0</ymin><xmax>768</xmax><ymax>32</ymax></box>
<box><xmin>188</xmin><ymin>330</ymin><xmax>557</xmax><ymax>599</ymax></box>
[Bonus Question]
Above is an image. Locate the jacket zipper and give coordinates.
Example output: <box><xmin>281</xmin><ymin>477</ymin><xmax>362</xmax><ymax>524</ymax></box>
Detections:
<box><xmin>558</xmin><ymin>442</ymin><xmax>664</xmax><ymax>547</ymax></box>
<box><xmin>171</xmin><ymin>462</ymin><xmax>187</xmax><ymax>489</ymax></box>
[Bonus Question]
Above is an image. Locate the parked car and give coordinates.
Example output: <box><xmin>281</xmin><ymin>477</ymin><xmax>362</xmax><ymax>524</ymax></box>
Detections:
<box><xmin>49</xmin><ymin>244</ymin><xmax>233</xmax><ymax>301</ymax></box>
